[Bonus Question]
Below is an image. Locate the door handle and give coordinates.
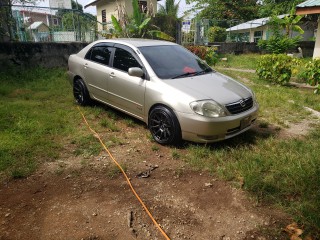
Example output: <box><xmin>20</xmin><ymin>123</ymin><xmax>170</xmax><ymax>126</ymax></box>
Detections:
<box><xmin>84</xmin><ymin>63</ymin><xmax>88</xmax><ymax>69</ymax></box>
<box><xmin>109</xmin><ymin>72</ymin><xmax>115</xmax><ymax>78</ymax></box>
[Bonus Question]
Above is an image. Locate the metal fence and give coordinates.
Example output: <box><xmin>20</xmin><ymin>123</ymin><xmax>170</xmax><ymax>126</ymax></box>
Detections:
<box><xmin>1</xmin><ymin>4</ymin><xmax>106</xmax><ymax>42</ymax></box>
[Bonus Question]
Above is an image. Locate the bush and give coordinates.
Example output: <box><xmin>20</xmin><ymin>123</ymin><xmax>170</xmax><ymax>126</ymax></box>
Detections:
<box><xmin>256</xmin><ymin>54</ymin><xmax>299</xmax><ymax>84</ymax></box>
<box><xmin>207</xmin><ymin>26</ymin><xmax>227</xmax><ymax>42</ymax></box>
<box><xmin>302</xmin><ymin>59</ymin><xmax>320</xmax><ymax>94</ymax></box>
<box><xmin>258</xmin><ymin>35</ymin><xmax>301</xmax><ymax>54</ymax></box>
<box><xmin>186</xmin><ymin>45</ymin><xmax>219</xmax><ymax>66</ymax></box>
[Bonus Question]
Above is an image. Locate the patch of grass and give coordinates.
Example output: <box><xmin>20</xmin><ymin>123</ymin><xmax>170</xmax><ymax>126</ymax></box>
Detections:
<box><xmin>107</xmin><ymin>164</ymin><xmax>127</xmax><ymax>179</ymax></box>
<box><xmin>124</xmin><ymin>118</ymin><xmax>136</xmax><ymax>128</ymax></box>
<box><xmin>216</xmin><ymin>53</ymin><xmax>261</xmax><ymax>69</ymax></box>
<box><xmin>99</xmin><ymin>118</ymin><xmax>120</xmax><ymax>132</ymax></box>
<box><xmin>171</xmin><ymin>148</ymin><xmax>180</xmax><ymax>159</ymax></box>
<box><xmin>0</xmin><ymin>67</ymin><xmax>79</xmax><ymax>178</ymax></box>
<box><xmin>73</xmin><ymin>135</ymin><xmax>102</xmax><ymax>157</ymax></box>
<box><xmin>151</xmin><ymin>145</ymin><xmax>159</xmax><ymax>151</ymax></box>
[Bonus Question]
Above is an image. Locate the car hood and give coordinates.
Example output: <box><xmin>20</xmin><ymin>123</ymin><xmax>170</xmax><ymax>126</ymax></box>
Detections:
<box><xmin>164</xmin><ymin>71</ymin><xmax>252</xmax><ymax>104</ymax></box>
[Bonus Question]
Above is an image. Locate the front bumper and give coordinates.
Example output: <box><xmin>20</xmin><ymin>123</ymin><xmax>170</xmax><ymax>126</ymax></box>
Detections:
<box><xmin>176</xmin><ymin>104</ymin><xmax>259</xmax><ymax>143</ymax></box>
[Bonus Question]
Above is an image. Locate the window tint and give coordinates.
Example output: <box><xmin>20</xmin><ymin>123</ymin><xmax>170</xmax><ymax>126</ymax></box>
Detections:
<box><xmin>90</xmin><ymin>46</ymin><xmax>112</xmax><ymax>65</ymax></box>
<box><xmin>113</xmin><ymin>48</ymin><xmax>142</xmax><ymax>72</ymax></box>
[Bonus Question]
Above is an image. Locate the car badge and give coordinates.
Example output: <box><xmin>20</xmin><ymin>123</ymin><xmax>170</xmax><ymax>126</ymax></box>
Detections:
<box><xmin>239</xmin><ymin>99</ymin><xmax>246</xmax><ymax>107</ymax></box>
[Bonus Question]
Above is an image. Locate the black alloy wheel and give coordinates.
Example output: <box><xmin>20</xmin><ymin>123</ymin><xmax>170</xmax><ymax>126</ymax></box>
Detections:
<box><xmin>148</xmin><ymin>106</ymin><xmax>181</xmax><ymax>145</ymax></box>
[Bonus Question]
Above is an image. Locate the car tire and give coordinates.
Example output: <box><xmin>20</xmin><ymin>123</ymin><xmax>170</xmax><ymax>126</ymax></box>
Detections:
<box><xmin>148</xmin><ymin>106</ymin><xmax>182</xmax><ymax>145</ymax></box>
<box><xmin>73</xmin><ymin>78</ymin><xmax>91</xmax><ymax>106</ymax></box>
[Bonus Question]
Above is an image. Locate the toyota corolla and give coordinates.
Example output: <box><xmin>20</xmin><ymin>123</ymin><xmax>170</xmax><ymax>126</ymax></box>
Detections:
<box><xmin>68</xmin><ymin>39</ymin><xmax>258</xmax><ymax>145</ymax></box>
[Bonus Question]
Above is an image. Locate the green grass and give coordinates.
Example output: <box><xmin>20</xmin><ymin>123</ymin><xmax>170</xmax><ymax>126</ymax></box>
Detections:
<box><xmin>216</xmin><ymin>53</ymin><xmax>261</xmax><ymax>69</ymax></box>
<box><xmin>0</xmin><ymin>67</ymin><xmax>104</xmax><ymax>179</ymax></box>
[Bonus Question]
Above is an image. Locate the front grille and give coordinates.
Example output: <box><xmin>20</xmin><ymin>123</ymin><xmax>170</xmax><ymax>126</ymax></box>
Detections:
<box><xmin>225</xmin><ymin>97</ymin><xmax>253</xmax><ymax>114</ymax></box>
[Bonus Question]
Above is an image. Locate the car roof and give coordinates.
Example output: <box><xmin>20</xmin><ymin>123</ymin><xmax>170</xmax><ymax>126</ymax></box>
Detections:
<box><xmin>91</xmin><ymin>38</ymin><xmax>177</xmax><ymax>48</ymax></box>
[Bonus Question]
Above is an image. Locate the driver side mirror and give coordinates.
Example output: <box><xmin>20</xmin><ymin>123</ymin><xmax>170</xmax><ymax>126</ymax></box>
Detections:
<box><xmin>128</xmin><ymin>67</ymin><xmax>144</xmax><ymax>78</ymax></box>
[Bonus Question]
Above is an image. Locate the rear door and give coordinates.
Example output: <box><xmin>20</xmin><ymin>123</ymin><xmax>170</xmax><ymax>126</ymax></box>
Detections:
<box><xmin>83</xmin><ymin>43</ymin><xmax>113</xmax><ymax>101</ymax></box>
<box><xmin>108</xmin><ymin>44</ymin><xmax>147</xmax><ymax>119</ymax></box>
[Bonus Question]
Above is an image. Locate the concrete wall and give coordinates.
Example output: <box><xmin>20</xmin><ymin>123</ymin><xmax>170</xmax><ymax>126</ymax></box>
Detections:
<box><xmin>0</xmin><ymin>42</ymin><xmax>88</xmax><ymax>68</ymax></box>
<box><xmin>209</xmin><ymin>41</ymin><xmax>315</xmax><ymax>57</ymax></box>
<box><xmin>0</xmin><ymin>41</ymin><xmax>316</xmax><ymax>69</ymax></box>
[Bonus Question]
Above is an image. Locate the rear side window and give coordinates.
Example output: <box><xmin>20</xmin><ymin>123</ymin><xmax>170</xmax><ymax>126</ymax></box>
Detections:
<box><xmin>88</xmin><ymin>46</ymin><xmax>112</xmax><ymax>66</ymax></box>
<box><xmin>113</xmin><ymin>48</ymin><xmax>142</xmax><ymax>72</ymax></box>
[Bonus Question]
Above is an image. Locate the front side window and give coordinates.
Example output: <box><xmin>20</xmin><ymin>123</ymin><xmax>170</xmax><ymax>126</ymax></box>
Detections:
<box><xmin>113</xmin><ymin>48</ymin><xmax>142</xmax><ymax>72</ymax></box>
<box><xmin>89</xmin><ymin>46</ymin><xmax>112</xmax><ymax>65</ymax></box>
<box><xmin>139</xmin><ymin>45</ymin><xmax>212</xmax><ymax>79</ymax></box>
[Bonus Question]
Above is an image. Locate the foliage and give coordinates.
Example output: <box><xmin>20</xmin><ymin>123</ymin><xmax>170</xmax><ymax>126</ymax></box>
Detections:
<box><xmin>158</xmin><ymin>0</ymin><xmax>180</xmax><ymax>18</ymax></box>
<box><xmin>207</xmin><ymin>26</ymin><xmax>227</xmax><ymax>42</ymax></box>
<box><xmin>257</xmin><ymin>13</ymin><xmax>303</xmax><ymax>54</ymax></box>
<box><xmin>151</xmin><ymin>14</ymin><xmax>180</xmax><ymax>41</ymax></box>
<box><xmin>258</xmin><ymin>35</ymin><xmax>301</xmax><ymax>54</ymax></box>
<box><xmin>302</xmin><ymin>59</ymin><xmax>320</xmax><ymax>94</ymax></box>
<box><xmin>186</xmin><ymin>45</ymin><xmax>219</xmax><ymax>66</ymax></box>
<box><xmin>256</xmin><ymin>54</ymin><xmax>299</xmax><ymax>84</ymax></box>
<box><xmin>111</xmin><ymin>0</ymin><xmax>174</xmax><ymax>40</ymax></box>
<box><xmin>258</xmin><ymin>0</ymin><xmax>305</xmax><ymax>17</ymax></box>
<box><xmin>186</xmin><ymin>0</ymin><xmax>259</xmax><ymax>22</ymax></box>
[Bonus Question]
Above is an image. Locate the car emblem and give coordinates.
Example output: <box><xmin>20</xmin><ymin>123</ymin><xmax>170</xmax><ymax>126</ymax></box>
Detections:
<box><xmin>239</xmin><ymin>99</ymin><xmax>246</xmax><ymax>107</ymax></box>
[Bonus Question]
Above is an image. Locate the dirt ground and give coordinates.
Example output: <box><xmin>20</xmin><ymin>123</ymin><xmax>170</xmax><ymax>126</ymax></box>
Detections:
<box><xmin>2</xmin><ymin>108</ymin><xmax>317</xmax><ymax>240</ymax></box>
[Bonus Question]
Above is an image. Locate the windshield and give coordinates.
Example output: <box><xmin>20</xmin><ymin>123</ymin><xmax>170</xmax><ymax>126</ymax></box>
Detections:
<box><xmin>138</xmin><ymin>45</ymin><xmax>213</xmax><ymax>79</ymax></box>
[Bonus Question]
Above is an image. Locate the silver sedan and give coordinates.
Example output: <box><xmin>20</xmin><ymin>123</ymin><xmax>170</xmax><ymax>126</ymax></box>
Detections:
<box><xmin>68</xmin><ymin>39</ymin><xmax>259</xmax><ymax>144</ymax></box>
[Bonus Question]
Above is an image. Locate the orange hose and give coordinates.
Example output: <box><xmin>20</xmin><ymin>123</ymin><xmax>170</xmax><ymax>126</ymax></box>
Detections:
<box><xmin>77</xmin><ymin>107</ymin><xmax>171</xmax><ymax>240</ymax></box>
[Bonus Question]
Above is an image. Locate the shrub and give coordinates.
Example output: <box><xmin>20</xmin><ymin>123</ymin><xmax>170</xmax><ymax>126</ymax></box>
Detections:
<box><xmin>256</xmin><ymin>54</ymin><xmax>299</xmax><ymax>84</ymax></box>
<box><xmin>186</xmin><ymin>45</ymin><xmax>219</xmax><ymax>66</ymax></box>
<box><xmin>207</xmin><ymin>26</ymin><xmax>227</xmax><ymax>42</ymax></box>
<box><xmin>258</xmin><ymin>35</ymin><xmax>301</xmax><ymax>54</ymax></box>
<box><xmin>302</xmin><ymin>58</ymin><xmax>320</xmax><ymax>94</ymax></box>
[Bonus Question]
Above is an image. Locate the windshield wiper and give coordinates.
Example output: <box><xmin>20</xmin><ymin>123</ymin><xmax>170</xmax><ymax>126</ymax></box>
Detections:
<box><xmin>171</xmin><ymin>72</ymin><xmax>196</xmax><ymax>79</ymax></box>
<box><xmin>193</xmin><ymin>68</ymin><xmax>213</xmax><ymax>76</ymax></box>
<box><xmin>171</xmin><ymin>68</ymin><xmax>213</xmax><ymax>79</ymax></box>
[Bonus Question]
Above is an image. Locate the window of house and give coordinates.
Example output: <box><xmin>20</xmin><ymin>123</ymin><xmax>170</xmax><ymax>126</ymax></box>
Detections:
<box><xmin>113</xmin><ymin>48</ymin><xmax>142</xmax><ymax>72</ymax></box>
<box><xmin>254</xmin><ymin>31</ymin><xmax>263</xmax><ymax>42</ymax></box>
<box><xmin>102</xmin><ymin>9</ymin><xmax>106</xmax><ymax>23</ymax></box>
<box><xmin>138</xmin><ymin>1</ymin><xmax>147</xmax><ymax>13</ymax></box>
<box><xmin>53</xmin><ymin>18</ymin><xmax>58</xmax><ymax>26</ymax></box>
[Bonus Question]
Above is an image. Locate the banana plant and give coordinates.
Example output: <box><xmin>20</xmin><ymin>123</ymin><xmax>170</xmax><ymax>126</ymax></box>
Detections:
<box><xmin>111</xmin><ymin>0</ymin><xmax>174</xmax><ymax>41</ymax></box>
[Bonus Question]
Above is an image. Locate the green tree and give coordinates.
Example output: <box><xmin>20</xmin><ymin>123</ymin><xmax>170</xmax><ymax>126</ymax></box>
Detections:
<box><xmin>158</xmin><ymin>0</ymin><xmax>180</xmax><ymax>18</ymax></box>
<box><xmin>258</xmin><ymin>0</ymin><xmax>305</xmax><ymax>17</ymax></box>
<box><xmin>257</xmin><ymin>11</ymin><xmax>304</xmax><ymax>54</ymax></box>
<box><xmin>207</xmin><ymin>26</ymin><xmax>227</xmax><ymax>42</ymax></box>
<box><xmin>186</xmin><ymin>0</ymin><xmax>259</xmax><ymax>23</ymax></box>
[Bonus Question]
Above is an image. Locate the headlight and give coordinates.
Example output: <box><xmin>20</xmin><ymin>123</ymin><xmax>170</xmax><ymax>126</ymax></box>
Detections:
<box><xmin>190</xmin><ymin>100</ymin><xmax>226</xmax><ymax>118</ymax></box>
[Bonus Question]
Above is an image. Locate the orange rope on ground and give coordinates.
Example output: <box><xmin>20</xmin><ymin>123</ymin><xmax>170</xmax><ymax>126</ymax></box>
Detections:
<box><xmin>77</xmin><ymin>107</ymin><xmax>171</xmax><ymax>240</ymax></box>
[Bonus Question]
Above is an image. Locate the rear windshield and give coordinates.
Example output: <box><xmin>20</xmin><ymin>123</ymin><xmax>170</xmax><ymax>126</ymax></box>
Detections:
<box><xmin>138</xmin><ymin>45</ymin><xmax>212</xmax><ymax>79</ymax></box>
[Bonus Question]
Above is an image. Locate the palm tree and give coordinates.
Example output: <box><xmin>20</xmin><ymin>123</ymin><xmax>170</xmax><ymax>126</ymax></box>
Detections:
<box><xmin>158</xmin><ymin>0</ymin><xmax>180</xmax><ymax>18</ymax></box>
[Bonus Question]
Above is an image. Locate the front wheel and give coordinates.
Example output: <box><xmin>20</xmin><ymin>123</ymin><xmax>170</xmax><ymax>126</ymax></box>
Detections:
<box><xmin>148</xmin><ymin>106</ymin><xmax>181</xmax><ymax>145</ymax></box>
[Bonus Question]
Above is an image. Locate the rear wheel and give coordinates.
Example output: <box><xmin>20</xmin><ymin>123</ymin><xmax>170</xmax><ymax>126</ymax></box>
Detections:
<box><xmin>148</xmin><ymin>106</ymin><xmax>181</xmax><ymax>145</ymax></box>
<box><xmin>73</xmin><ymin>78</ymin><xmax>91</xmax><ymax>106</ymax></box>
